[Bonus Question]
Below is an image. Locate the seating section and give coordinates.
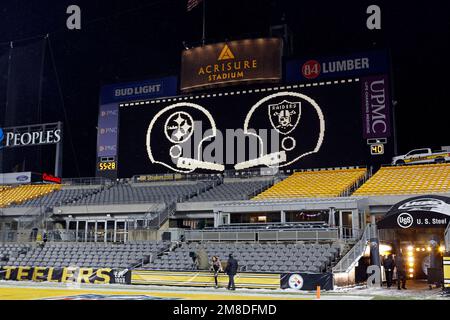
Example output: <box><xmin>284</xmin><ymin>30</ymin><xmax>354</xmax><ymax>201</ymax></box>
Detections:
<box><xmin>0</xmin><ymin>241</ymin><xmax>170</xmax><ymax>269</ymax></box>
<box><xmin>253</xmin><ymin>168</ymin><xmax>367</xmax><ymax>200</ymax></box>
<box><xmin>188</xmin><ymin>179</ymin><xmax>273</xmax><ymax>202</ymax></box>
<box><xmin>9</xmin><ymin>186</ymin><xmax>103</xmax><ymax>207</ymax></box>
<box><xmin>68</xmin><ymin>182</ymin><xmax>210</xmax><ymax>205</ymax></box>
<box><xmin>0</xmin><ymin>184</ymin><xmax>61</xmax><ymax>208</ymax></box>
<box><xmin>353</xmin><ymin>163</ymin><xmax>450</xmax><ymax>196</ymax></box>
<box><xmin>142</xmin><ymin>242</ymin><xmax>340</xmax><ymax>273</ymax></box>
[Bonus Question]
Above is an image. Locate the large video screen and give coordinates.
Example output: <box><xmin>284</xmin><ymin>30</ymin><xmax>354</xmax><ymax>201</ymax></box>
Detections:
<box><xmin>118</xmin><ymin>76</ymin><xmax>393</xmax><ymax>177</ymax></box>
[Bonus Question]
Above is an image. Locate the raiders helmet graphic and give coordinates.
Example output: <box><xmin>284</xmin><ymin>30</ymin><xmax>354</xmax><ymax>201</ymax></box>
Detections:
<box><xmin>235</xmin><ymin>92</ymin><xmax>325</xmax><ymax>170</ymax></box>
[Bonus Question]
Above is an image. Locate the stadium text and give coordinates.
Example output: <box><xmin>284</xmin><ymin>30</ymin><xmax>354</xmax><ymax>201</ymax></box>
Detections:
<box><xmin>0</xmin><ymin>266</ymin><xmax>113</xmax><ymax>284</ymax></box>
<box><xmin>114</xmin><ymin>84</ymin><xmax>162</xmax><ymax>97</ymax></box>
<box><xmin>198</xmin><ymin>60</ymin><xmax>257</xmax><ymax>82</ymax></box>
<box><xmin>367</xmin><ymin>78</ymin><xmax>388</xmax><ymax>134</ymax></box>
<box><xmin>3</xmin><ymin>129</ymin><xmax>61</xmax><ymax>147</ymax></box>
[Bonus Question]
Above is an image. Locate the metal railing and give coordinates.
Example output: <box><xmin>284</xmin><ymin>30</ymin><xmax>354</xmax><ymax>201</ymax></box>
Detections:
<box><xmin>147</xmin><ymin>201</ymin><xmax>177</xmax><ymax>229</ymax></box>
<box><xmin>445</xmin><ymin>222</ymin><xmax>450</xmax><ymax>251</ymax></box>
<box><xmin>208</xmin><ymin>221</ymin><xmax>329</xmax><ymax>231</ymax></box>
<box><xmin>184</xmin><ymin>227</ymin><xmax>341</xmax><ymax>242</ymax></box>
<box><xmin>332</xmin><ymin>224</ymin><xmax>371</xmax><ymax>273</ymax></box>
<box><xmin>61</xmin><ymin>177</ymin><xmax>112</xmax><ymax>186</ymax></box>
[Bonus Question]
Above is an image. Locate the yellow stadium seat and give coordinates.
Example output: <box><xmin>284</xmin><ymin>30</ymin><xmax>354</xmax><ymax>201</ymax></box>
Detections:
<box><xmin>253</xmin><ymin>168</ymin><xmax>367</xmax><ymax>200</ymax></box>
<box><xmin>353</xmin><ymin>163</ymin><xmax>450</xmax><ymax>196</ymax></box>
<box><xmin>0</xmin><ymin>184</ymin><xmax>61</xmax><ymax>207</ymax></box>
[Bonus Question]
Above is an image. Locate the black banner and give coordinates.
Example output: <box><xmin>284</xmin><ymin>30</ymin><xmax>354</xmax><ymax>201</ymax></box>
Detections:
<box><xmin>378</xmin><ymin>195</ymin><xmax>450</xmax><ymax>229</ymax></box>
<box><xmin>0</xmin><ymin>266</ymin><xmax>131</xmax><ymax>284</ymax></box>
<box><xmin>280</xmin><ymin>272</ymin><xmax>333</xmax><ymax>291</ymax></box>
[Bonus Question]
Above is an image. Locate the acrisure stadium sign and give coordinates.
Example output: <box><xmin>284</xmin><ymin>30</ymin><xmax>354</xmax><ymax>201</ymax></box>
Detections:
<box><xmin>180</xmin><ymin>38</ymin><xmax>283</xmax><ymax>92</ymax></box>
<box><xmin>0</xmin><ymin>122</ymin><xmax>62</xmax><ymax>149</ymax></box>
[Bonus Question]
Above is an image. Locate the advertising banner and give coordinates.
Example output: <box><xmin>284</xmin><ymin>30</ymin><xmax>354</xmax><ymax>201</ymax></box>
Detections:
<box><xmin>285</xmin><ymin>50</ymin><xmax>389</xmax><ymax>82</ymax></box>
<box><xmin>99</xmin><ymin>76</ymin><xmax>178</xmax><ymax>104</ymax></box>
<box><xmin>97</xmin><ymin>103</ymin><xmax>119</xmax><ymax>158</ymax></box>
<box><xmin>361</xmin><ymin>74</ymin><xmax>391</xmax><ymax>139</ymax></box>
<box><xmin>378</xmin><ymin>195</ymin><xmax>450</xmax><ymax>229</ymax></box>
<box><xmin>280</xmin><ymin>272</ymin><xmax>334</xmax><ymax>290</ymax></box>
<box><xmin>180</xmin><ymin>38</ymin><xmax>282</xmax><ymax>92</ymax></box>
<box><xmin>131</xmin><ymin>270</ymin><xmax>280</xmax><ymax>289</ymax></box>
<box><xmin>444</xmin><ymin>255</ymin><xmax>450</xmax><ymax>292</ymax></box>
<box><xmin>0</xmin><ymin>122</ymin><xmax>62</xmax><ymax>149</ymax></box>
<box><xmin>0</xmin><ymin>172</ymin><xmax>31</xmax><ymax>184</ymax></box>
<box><xmin>96</xmin><ymin>76</ymin><xmax>177</xmax><ymax>176</ymax></box>
<box><xmin>0</xmin><ymin>266</ymin><xmax>131</xmax><ymax>284</ymax></box>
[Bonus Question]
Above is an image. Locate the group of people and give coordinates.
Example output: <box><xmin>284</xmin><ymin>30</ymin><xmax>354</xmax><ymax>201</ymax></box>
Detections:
<box><xmin>190</xmin><ymin>249</ymin><xmax>238</xmax><ymax>290</ymax></box>
<box><xmin>382</xmin><ymin>252</ymin><xmax>407</xmax><ymax>290</ymax></box>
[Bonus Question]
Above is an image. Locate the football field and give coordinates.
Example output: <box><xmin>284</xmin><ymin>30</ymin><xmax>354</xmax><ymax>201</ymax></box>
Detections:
<box><xmin>0</xmin><ymin>280</ymin><xmax>446</xmax><ymax>300</ymax></box>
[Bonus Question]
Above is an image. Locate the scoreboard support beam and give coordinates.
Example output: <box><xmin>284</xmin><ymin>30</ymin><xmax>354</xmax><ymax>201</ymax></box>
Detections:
<box><xmin>54</xmin><ymin>121</ymin><xmax>63</xmax><ymax>177</ymax></box>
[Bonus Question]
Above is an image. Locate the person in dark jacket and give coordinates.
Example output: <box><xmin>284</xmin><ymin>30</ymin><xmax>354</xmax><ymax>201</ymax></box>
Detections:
<box><xmin>395</xmin><ymin>252</ymin><xmax>407</xmax><ymax>290</ymax></box>
<box><xmin>383</xmin><ymin>254</ymin><xmax>395</xmax><ymax>288</ymax></box>
<box><xmin>224</xmin><ymin>254</ymin><xmax>238</xmax><ymax>290</ymax></box>
<box><xmin>211</xmin><ymin>256</ymin><xmax>223</xmax><ymax>289</ymax></box>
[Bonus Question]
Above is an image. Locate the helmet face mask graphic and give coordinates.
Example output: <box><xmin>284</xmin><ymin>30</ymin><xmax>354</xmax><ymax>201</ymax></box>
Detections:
<box><xmin>234</xmin><ymin>91</ymin><xmax>325</xmax><ymax>170</ymax></box>
<box><xmin>146</xmin><ymin>102</ymin><xmax>225</xmax><ymax>173</ymax></box>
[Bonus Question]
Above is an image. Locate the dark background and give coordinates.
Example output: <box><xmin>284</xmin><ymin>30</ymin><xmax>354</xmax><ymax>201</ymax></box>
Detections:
<box><xmin>0</xmin><ymin>0</ymin><xmax>448</xmax><ymax>177</ymax></box>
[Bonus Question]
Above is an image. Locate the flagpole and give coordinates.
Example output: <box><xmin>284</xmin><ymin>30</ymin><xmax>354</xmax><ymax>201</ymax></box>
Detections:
<box><xmin>202</xmin><ymin>0</ymin><xmax>206</xmax><ymax>45</ymax></box>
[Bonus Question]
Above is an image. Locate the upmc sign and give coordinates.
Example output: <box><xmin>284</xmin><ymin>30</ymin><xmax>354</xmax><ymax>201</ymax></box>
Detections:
<box><xmin>0</xmin><ymin>123</ymin><xmax>62</xmax><ymax>148</ymax></box>
<box><xmin>285</xmin><ymin>50</ymin><xmax>389</xmax><ymax>82</ymax></box>
<box><xmin>180</xmin><ymin>38</ymin><xmax>283</xmax><ymax>92</ymax></box>
<box><xmin>361</xmin><ymin>75</ymin><xmax>391</xmax><ymax>139</ymax></box>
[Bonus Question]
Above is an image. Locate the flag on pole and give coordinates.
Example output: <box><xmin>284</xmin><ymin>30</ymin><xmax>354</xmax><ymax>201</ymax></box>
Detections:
<box><xmin>187</xmin><ymin>0</ymin><xmax>203</xmax><ymax>11</ymax></box>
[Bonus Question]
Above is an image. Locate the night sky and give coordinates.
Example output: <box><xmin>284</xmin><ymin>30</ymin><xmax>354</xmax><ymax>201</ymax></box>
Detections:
<box><xmin>0</xmin><ymin>0</ymin><xmax>449</xmax><ymax>177</ymax></box>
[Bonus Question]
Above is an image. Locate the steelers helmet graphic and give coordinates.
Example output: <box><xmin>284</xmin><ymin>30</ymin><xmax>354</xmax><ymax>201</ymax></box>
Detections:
<box><xmin>234</xmin><ymin>91</ymin><xmax>325</xmax><ymax>170</ymax></box>
<box><xmin>146</xmin><ymin>102</ymin><xmax>224</xmax><ymax>173</ymax></box>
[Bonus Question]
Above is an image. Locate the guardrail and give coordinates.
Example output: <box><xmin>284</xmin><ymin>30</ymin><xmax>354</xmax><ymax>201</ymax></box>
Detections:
<box><xmin>332</xmin><ymin>224</ymin><xmax>371</xmax><ymax>273</ymax></box>
<box><xmin>61</xmin><ymin>177</ymin><xmax>112</xmax><ymax>186</ymax></box>
<box><xmin>184</xmin><ymin>227</ymin><xmax>341</xmax><ymax>242</ymax></box>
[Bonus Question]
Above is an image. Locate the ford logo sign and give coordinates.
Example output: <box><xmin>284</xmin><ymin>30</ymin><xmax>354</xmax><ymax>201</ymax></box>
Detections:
<box><xmin>16</xmin><ymin>175</ymin><xmax>29</xmax><ymax>182</ymax></box>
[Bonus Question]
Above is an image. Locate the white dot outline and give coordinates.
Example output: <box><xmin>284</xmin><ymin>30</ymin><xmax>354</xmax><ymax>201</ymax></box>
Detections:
<box><xmin>146</xmin><ymin>102</ymin><xmax>217</xmax><ymax>173</ymax></box>
<box><xmin>242</xmin><ymin>91</ymin><xmax>325</xmax><ymax>168</ymax></box>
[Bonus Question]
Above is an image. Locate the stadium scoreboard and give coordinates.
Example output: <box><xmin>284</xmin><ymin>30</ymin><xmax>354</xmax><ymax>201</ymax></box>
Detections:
<box><xmin>116</xmin><ymin>77</ymin><xmax>394</xmax><ymax>177</ymax></box>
